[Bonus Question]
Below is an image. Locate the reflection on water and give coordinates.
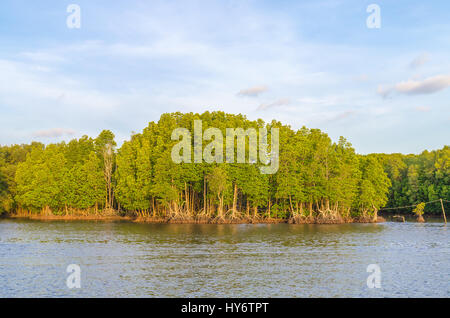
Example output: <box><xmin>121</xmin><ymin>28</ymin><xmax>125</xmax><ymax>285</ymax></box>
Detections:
<box><xmin>0</xmin><ymin>219</ymin><xmax>448</xmax><ymax>297</ymax></box>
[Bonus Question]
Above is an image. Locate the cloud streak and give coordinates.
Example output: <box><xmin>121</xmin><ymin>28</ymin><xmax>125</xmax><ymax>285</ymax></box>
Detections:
<box><xmin>237</xmin><ymin>85</ymin><xmax>268</xmax><ymax>97</ymax></box>
<box><xmin>378</xmin><ymin>75</ymin><xmax>450</xmax><ymax>98</ymax></box>
<box><xmin>409</xmin><ymin>53</ymin><xmax>429</xmax><ymax>69</ymax></box>
<box><xmin>415</xmin><ymin>106</ymin><xmax>431</xmax><ymax>112</ymax></box>
<box><xmin>396</xmin><ymin>75</ymin><xmax>450</xmax><ymax>95</ymax></box>
<box><xmin>257</xmin><ymin>98</ymin><xmax>290</xmax><ymax>111</ymax></box>
<box><xmin>33</xmin><ymin>128</ymin><xmax>76</xmax><ymax>138</ymax></box>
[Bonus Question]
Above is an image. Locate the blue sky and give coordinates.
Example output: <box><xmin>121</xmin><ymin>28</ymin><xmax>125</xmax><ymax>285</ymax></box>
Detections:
<box><xmin>0</xmin><ymin>0</ymin><xmax>449</xmax><ymax>154</ymax></box>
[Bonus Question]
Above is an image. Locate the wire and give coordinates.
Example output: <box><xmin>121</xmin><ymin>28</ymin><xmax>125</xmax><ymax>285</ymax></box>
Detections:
<box><xmin>379</xmin><ymin>199</ymin><xmax>444</xmax><ymax>211</ymax></box>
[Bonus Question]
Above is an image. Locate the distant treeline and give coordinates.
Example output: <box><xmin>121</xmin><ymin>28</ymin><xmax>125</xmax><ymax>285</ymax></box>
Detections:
<box><xmin>372</xmin><ymin>149</ymin><xmax>449</xmax><ymax>215</ymax></box>
<box><xmin>0</xmin><ymin>112</ymin><xmax>448</xmax><ymax>223</ymax></box>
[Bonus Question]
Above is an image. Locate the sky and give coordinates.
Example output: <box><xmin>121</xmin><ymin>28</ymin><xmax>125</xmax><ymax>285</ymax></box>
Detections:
<box><xmin>0</xmin><ymin>0</ymin><xmax>449</xmax><ymax>154</ymax></box>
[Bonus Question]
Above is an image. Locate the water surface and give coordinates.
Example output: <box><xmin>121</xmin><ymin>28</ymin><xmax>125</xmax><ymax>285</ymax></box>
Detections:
<box><xmin>0</xmin><ymin>219</ymin><xmax>448</xmax><ymax>297</ymax></box>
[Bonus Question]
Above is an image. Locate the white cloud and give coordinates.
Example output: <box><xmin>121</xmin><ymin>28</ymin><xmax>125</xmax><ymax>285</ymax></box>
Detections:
<box><xmin>236</xmin><ymin>85</ymin><xmax>269</xmax><ymax>97</ymax></box>
<box><xmin>395</xmin><ymin>75</ymin><xmax>450</xmax><ymax>95</ymax></box>
<box><xmin>257</xmin><ymin>98</ymin><xmax>290</xmax><ymax>111</ymax></box>
<box><xmin>377</xmin><ymin>75</ymin><xmax>450</xmax><ymax>98</ymax></box>
<box><xmin>333</xmin><ymin>110</ymin><xmax>355</xmax><ymax>120</ymax></box>
<box><xmin>33</xmin><ymin>128</ymin><xmax>76</xmax><ymax>138</ymax></box>
<box><xmin>377</xmin><ymin>85</ymin><xmax>393</xmax><ymax>99</ymax></box>
<box><xmin>409</xmin><ymin>53</ymin><xmax>429</xmax><ymax>69</ymax></box>
<box><xmin>415</xmin><ymin>106</ymin><xmax>431</xmax><ymax>112</ymax></box>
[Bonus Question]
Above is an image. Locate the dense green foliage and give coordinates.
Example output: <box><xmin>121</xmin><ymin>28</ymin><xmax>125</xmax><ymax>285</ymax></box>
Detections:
<box><xmin>371</xmin><ymin>146</ymin><xmax>450</xmax><ymax>214</ymax></box>
<box><xmin>12</xmin><ymin>135</ymin><xmax>108</xmax><ymax>214</ymax></box>
<box><xmin>0</xmin><ymin>112</ymin><xmax>447</xmax><ymax>222</ymax></box>
<box><xmin>413</xmin><ymin>202</ymin><xmax>426</xmax><ymax>217</ymax></box>
<box><xmin>0</xmin><ymin>143</ymin><xmax>43</xmax><ymax>214</ymax></box>
<box><xmin>112</xmin><ymin>112</ymin><xmax>391</xmax><ymax>222</ymax></box>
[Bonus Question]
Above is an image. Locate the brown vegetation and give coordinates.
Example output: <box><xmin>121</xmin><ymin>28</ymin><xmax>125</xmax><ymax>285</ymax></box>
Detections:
<box><xmin>8</xmin><ymin>207</ymin><xmax>383</xmax><ymax>224</ymax></box>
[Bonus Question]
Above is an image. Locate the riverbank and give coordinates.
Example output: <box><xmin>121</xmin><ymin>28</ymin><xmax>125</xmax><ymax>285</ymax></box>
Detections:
<box><xmin>4</xmin><ymin>213</ymin><xmax>383</xmax><ymax>224</ymax></box>
<box><xmin>5</xmin><ymin>214</ymin><xmax>133</xmax><ymax>222</ymax></box>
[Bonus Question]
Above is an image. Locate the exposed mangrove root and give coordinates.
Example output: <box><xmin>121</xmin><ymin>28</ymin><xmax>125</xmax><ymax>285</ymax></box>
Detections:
<box><xmin>8</xmin><ymin>205</ymin><xmax>386</xmax><ymax>225</ymax></box>
<box><xmin>392</xmin><ymin>215</ymin><xmax>406</xmax><ymax>222</ymax></box>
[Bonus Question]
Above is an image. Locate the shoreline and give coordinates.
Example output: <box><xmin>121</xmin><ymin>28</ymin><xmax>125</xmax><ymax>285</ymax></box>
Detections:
<box><xmin>3</xmin><ymin>214</ymin><xmax>383</xmax><ymax>224</ymax></box>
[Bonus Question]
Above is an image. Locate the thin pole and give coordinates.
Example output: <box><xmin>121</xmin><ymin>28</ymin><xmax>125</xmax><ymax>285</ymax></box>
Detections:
<box><xmin>440</xmin><ymin>199</ymin><xmax>447</xmax><ymax>225</ymax></box>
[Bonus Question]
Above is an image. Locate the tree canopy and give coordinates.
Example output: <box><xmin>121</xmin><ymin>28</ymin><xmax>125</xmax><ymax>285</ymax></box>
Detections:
<box><xmin>371</xmin><ymin>146</ymin><xmax>449</xmax><ymax>215</ymax></box>
<box><xmin>0</xmin><ymin>111</ymin><xmax>447</xmax><ymax>222</ymax></box>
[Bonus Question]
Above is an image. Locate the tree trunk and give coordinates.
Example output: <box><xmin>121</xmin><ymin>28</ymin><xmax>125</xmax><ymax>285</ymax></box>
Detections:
<box><xmin>372</xmin><ymin>204</ymin><xmax>378</xmax><ymax>222</ymax></box>
<box><xmin>203</xmin><ymin>176</ymin><xmax>207</xmax><ymax>214</ymax></box>
<box><xmin>289</xmin><ymin>195</ymin><xmax>294</xmax><ymax>216</ymax></box>
<box><xmin>185</xmin><ymin>182</ymin><xmax>189</xmax><ymax>214</ymax></box>
<box><xmin>232</xmin><ymin>183</ymin><xmax>238</xmax><ymax>218</ymax></box>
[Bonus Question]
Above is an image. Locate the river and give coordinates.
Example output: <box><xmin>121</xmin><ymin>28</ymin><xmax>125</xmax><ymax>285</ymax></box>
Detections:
<box><xmin>0</xmin><ymin>219</ymin><xmax>448</xmax><ymax>297</ymax></box>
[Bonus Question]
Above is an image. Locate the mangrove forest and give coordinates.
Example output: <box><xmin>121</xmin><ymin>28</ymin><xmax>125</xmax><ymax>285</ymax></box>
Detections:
<box><xmin>0</xmin><ymin>111</ymin><xmax>448</xmax><ymax>223</ymax></box>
